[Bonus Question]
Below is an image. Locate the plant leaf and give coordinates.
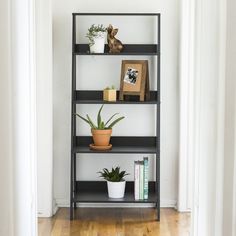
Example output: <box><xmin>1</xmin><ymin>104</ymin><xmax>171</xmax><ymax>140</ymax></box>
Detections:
<box><xmin>100</xmin><ymin>121</ymin><xmax>105</xmax><ymax>129</ymax></box>
<box><xmin>97</xmin><ymin>105</ymin><xmax>104</xmax><ymax>128</ymax></box>
<box><xmin>104</xmin><ymin>113</ymin><xmax>119</xmax><ymax>126</ymax></box>
<box><xmin>107</xmin><ymin>116</ymin><xmax>125</xmax><ymax>129</ymax></box>
<box><xmin>86</xmin><ymin>114</ymin><xmax>97</xmax><ymax>129</ymax></box>
<box><xmin>98</xmin><ymin>166</ymin><xmax>129</xmax><ymax>182</ymax></box>
<box><xmin>76</xmin><ymin>114</ymin><xmax>93</xmax><ymax>128</ymax></box>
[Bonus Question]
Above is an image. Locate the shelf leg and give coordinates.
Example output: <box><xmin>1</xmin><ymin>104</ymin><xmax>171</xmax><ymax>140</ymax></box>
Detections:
<box><xmin>70</xmin><ymin>152</ymin><xmax>74</xmax><ymax>220</ymax></box>
<box><xmin>70</xmin><ymin>202</ymin><xmax>74</xmax><ymax>220</ymax></box>
<box><xmin>73</xmin><ymin>156</ymin><xmax>77</xmax><ymax>210</ymax></box>
<box><xmin>70</xmin><ymin>153</ymin><xmax>76</xmax><ymax>220</ymax></box>
<box><xmin>157</xmin><ymin>201</ymin><xmax>160</xmax><ymax>221</ymax></box>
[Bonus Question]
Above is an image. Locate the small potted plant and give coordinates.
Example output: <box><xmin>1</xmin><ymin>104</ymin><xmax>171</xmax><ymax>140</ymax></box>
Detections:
<box><xmin>86</xmin><ymin>24</ymin><xmax>107</xmax><ymax>53</ymax></box>
<box><xmin>103</xmin><ymin>85</ymin><xmax>116</xmax><ymax>102</ymax></box>
<box><xmin>76</xmin><ymin>105</ymin><xmax>124</xmax><ymax>149</ymax></box>
<box><xmin>98</xmin><ymin>167</ymin><xmax>129</xmax><ymax>198</ymax></box>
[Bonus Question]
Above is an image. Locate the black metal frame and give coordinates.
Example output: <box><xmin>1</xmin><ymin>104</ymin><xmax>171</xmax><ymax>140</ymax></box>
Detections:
<box><xmin>70</xmin><ymin>13</ymin><xmax>161</xmax><ymax>221</ymax></box>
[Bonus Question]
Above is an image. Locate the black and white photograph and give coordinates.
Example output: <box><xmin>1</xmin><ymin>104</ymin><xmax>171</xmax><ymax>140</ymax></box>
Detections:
<box><xmin>123</xmin><ymin>67</ymin><xmax>139</xmax><ymax>85</ymax></box>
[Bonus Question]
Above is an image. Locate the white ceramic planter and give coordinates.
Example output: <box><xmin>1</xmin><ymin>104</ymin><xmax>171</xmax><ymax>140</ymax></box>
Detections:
<box><xmin>107</xmin><ymin>181</ymin><xmax>126</xmax><ymax>198</ymax></box>
<box><xmin>89</xmin><ymin>32</ymin><xmax>106</xmax><ymax>53</ymax></box>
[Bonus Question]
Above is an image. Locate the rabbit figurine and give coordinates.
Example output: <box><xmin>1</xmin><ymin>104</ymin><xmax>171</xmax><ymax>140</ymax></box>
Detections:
<box><xmin>107</xmin><ymin>24</ymin><xmax>124</xmax><ymax>53</ymax></box>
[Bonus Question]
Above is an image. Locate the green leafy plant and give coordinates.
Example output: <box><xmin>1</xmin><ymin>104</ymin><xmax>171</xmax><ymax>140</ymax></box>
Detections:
<box><xmin>98</xmin><ymin>167</ymin><xmax>129</xmax><ymax>182</ymax></box>
<box><xmin>104</xmin><ymin>85</ymin><xmax>116</xmax><ymax>90</ymax></box>
<box><xmin>76</xmin><ymin>105</ymin><xmax>124</xmax><ymax>130</ymax></box>
<box><xmin>86</xmin><ymin>24</ymin><xmax>107</xmax><ymax>46</ymax></box>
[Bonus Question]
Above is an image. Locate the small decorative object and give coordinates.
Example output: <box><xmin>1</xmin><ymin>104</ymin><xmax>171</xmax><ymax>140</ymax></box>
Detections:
<box><xmin>76</xmin><ymin>105</ymin><xmax>124</xmax><ymax>150</ymax></box>
<box><xmin>103</xmin><ymin>85</ymin><xmax>117</xmax><ymax>102</ymax></box>
<box><xmin>119</xmin><ymin>60</ymin><xmax>150</xmax><ymax>102</ymax></box>
<box><xmin>98</xmin><ymin>167</ymin><xmax>129</xmax><ymax>198</ymax></box>
<box><xmin>107</xmin><ymin>24</ymin><xmax>124</xmax><ymax>53</ymax></box>
<box><xmin>86</xmin><ymin>24</ymin><xmax>107</xmax><ymax>53</ymax></box>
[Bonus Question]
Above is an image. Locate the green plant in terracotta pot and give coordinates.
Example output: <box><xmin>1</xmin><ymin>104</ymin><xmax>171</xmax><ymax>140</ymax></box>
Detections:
<box><xmin>76</xmin><ymin>105</ymin><xmax>124</xmax><ymax>147</ymax></box>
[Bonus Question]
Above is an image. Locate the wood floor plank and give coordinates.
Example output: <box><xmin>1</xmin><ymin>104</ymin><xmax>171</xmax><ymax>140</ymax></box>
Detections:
<box><xmin>38</xmin><ymin>208</ymin><xmax>190</xmax><ymax>236</ymax></box>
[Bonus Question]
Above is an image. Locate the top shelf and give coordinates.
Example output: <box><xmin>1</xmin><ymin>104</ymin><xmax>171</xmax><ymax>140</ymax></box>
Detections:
<box><xmin>74</xmin><ymin>44</ymin><xmax>159</xmax><ymax>56</ymax></box>
<box><xmin>72</xmin><ymin>13</ymin><xmax>160</xmax><ymax>16</ymax></box>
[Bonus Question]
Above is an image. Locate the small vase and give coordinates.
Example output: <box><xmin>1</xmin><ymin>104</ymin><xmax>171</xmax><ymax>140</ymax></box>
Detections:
<box><xmin>89</xmin><ymin>32</ymin><xmax>106</xmax><ymax>53</ymax></box>
<box><xmin>107</xmin><ymin>181</ymin><xmax>126</xmax><ymax>198</ymax></box>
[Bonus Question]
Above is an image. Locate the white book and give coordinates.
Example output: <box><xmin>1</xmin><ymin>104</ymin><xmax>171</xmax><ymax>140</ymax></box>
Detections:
<box><xmin>134</xmin><ymin>161</ymin><xmax>140</xmax><ymax>200</ymax></box>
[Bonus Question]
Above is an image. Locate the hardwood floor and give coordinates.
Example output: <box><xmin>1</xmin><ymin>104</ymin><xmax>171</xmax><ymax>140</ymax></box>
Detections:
<box><xmin>38</xmin><ymin>208</ymin><xmax>191</xmax><ymax>236</ymax></box>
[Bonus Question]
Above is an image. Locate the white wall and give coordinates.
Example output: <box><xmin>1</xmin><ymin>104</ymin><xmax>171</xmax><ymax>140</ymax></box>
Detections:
<box><xmin>53</xmin><ymin>0</ymin><xmax>180</xmax><ymax>207</ymax></box>
<box><xmin>178</xmin><ymin>0</ymin><xmax>195</xmax><ymax>212</ymax></box>
<box><xmin>0</xmin><ymin>0</ymin><xmax>38</xmax><ymax>235</ymax></box>
<box><xmin>36</xmin><ymin>0</ymin><xmax>54</xmax><ymax>217</ymax></box>
<box><xmin>11</xmin><ymin>0</ymin><xmax>38</xmax><ymax>234</ymax></box>
<box><xmin>0</xmin><ymin>1</ymin><xmax>13</xmax><ymax>235</ymax></box>
<box><xmin>187</xmin><ymin>0</ymin><xmax>227</xmax><ymax>234</ymax></box>
<box><xmin>223</xmin><ymin>0</ymin><xmax>236</xmax><ymax>235</ymax></box>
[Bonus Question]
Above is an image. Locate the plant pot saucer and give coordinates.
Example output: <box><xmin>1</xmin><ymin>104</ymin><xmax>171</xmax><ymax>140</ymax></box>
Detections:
<box><xmin>89</xmin><ymin>144</ymin><xmax>112</xmax><ymax>151</ymax></box>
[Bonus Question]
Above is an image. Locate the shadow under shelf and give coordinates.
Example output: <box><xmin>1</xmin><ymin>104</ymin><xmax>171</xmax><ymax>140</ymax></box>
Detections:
<box><xmin>73</xmin><ymin>90</ymin><xmax>160</xmax><ymax>105</ymax></box>
<box><xmin>72</xmin><ymin>136</ymin><xmax>158</xmax><ymax>154</ymax></box>
<box><xmin>74</xmin><ymin>181</ymin><xmax>158</xmax><ymax>203</ymax></box>
<box><xmin>74</xmin><ymin>44</ymin><xmax>160</xmax><ymax>56</ymax></box>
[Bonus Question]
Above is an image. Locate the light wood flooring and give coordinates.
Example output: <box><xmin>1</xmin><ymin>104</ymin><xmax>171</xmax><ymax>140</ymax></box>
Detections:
<box><xmin>38</xmin><ymin>208</ymin><xmax>191</xmax><ymax>236</ymax></box>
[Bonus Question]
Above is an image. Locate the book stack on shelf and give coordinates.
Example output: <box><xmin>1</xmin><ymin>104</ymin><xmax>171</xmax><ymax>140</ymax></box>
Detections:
<box><xmin>134</xmin><ymin>157</ymin><xmax>149</xmax><ymax>200</ymax></box>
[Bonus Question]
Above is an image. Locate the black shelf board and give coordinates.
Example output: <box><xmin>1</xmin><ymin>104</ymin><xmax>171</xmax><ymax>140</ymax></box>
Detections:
<box><xmin>74</xmin><ymin>44</ymin><xmax>159</xmax><ymax>56</ymax></box>
<box><xmin>74</xmin><ymin>181</ymin><xmax>157</xmax><ymax>203</ymax></box>
<box><xmin>73</xmin><ymin>136</ymin><xmax>158</xmax><ymax>154</ymax></box>
<box><xmin>73</xmin><ymin>13</ymin><xmax>160</xmax><ymax>16</ymax></box>
<box><xmin>74</xmin><ymin>90</ymin><xmax>159</xmax><ymax>105</ymax></box>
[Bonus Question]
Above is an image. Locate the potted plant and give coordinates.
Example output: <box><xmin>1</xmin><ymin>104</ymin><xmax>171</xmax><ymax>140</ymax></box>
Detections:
<box><xmin>103</xmin><ymin>85</ymin><xmax>116</xmax><ymax>102</ymax></box>
<box><xmin>98</xmin><ymin>167</ymin><xmax>129</xmax><ymax>198</ymax></box>
<box><xmin>76</xmin><ymin>105</ymin><xmax>124</xmax><ymax>148</ymax></box>
<box><xmin>86</xmin><ymin>24</ymin><xmax>107</xmax><ymax>53</ymax></box>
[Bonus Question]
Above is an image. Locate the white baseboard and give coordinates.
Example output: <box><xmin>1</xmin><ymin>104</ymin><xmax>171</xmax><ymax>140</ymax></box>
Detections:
<box><xmin>178</xmin><ymin>208</ymin><xmax>192</xmax><ymax>213</ymax></box>
<box><xmin>55</xmin><ymin>198</ymin><xmax>177</xmax><ymax>208</ymax></box>
<box><xmin>161</xmin><ymin>199</ymin><xmax>177</xmax><ymax>208</ymax></box>
<box><xmin>53</xmin><ymin>198</ymin><xmax>59</xmax><ymax>215</ymax></box>
<box><xmin>37</xmin><ymin>211</ymin><xmax>53</xmax><ymax>218</ymax></box>
<box><xmin>55</xmin><ymin>198</ymin><xmax>70</xmax><ymax>207</ymax></box>
<box><xmin>37</xmin><ymin>199</ymin><xmax>59</xmax><ymax>217</ymax></box>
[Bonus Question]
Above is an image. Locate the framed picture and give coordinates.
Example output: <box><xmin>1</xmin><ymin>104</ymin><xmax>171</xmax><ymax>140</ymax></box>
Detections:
<box><xmin>119</xmin><ymin>60</ymin><xmax>150</xmax><ymax>101</ymax></box>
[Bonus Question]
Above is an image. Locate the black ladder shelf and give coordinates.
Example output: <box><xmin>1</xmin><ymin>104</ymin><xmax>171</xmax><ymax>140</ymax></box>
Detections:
<box><xmin>70</xmin><ymin>12</ymin><xmax>161</xmax><ymax>221</ymax></box>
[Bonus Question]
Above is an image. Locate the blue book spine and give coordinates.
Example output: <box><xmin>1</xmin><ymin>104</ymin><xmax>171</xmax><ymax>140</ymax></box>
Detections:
<box><xmin>139</xmin><ymin>161</ymin><xmax>144</xmax><ymax>200</ymax></box>
<box><xmin>143</xmin><ymin>157</ymin><xmax>149</xmax><ymax>200</ymax></box>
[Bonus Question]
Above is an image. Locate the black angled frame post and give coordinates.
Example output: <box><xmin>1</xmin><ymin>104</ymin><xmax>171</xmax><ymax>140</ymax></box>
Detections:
<box><xmin>156</xmin><ymin>14</ymin><xmax>161</xmax><ymax>222</ymax></box>
<box><xmin>70</xmin><ymin>13</ymin><xmax>161</xmax><ymax>221</ymax></box>
<box><xmin>70</xmin><ymin>13</ymin><xmax>77</xmax><ymax>220</ymax></box>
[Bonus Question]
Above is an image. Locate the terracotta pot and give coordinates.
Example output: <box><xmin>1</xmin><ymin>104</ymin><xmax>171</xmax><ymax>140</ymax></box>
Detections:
<box><xmin>91</xmin><ymin>129</ymin><xmax>112</xmax><ymax>146</ymax></box>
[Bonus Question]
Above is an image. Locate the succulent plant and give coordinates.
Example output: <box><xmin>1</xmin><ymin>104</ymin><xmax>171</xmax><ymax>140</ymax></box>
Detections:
<box><xmin>86</xmin><ymin>24</ymin><xmax>107</xmax><ymax>46</ymax></box>
<box><xmin>98</xmin><ymin>167</ymin><xmax>129</xmax><ymax>182</ymax></box>
<box><xmin>104</xmin><ymin>85</ymin><xmax>116</xmax><ymax>90</ymax></box>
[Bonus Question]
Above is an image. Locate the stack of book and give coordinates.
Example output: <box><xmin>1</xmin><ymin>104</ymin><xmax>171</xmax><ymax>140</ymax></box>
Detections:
<box><xmin>134</xmin><ymin>157</ymin><xmax>149</xmax><ymax>200</ymax></box>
